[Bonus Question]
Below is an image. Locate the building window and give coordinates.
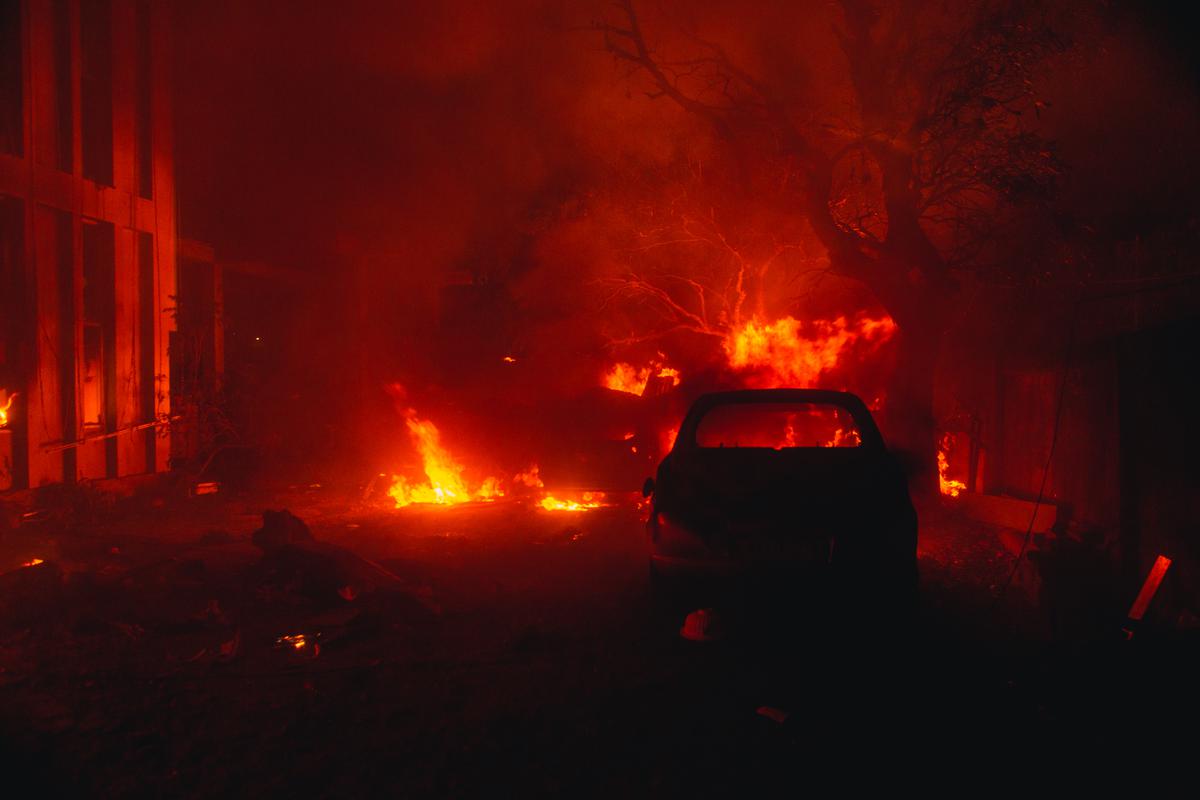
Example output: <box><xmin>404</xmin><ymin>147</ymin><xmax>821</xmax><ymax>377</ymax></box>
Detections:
<box><xmin>135</xmin><ymin>0</ymin><xmax>152</xmax><ymax>199</ymax></box>
<box><xmin>51</xmin><ymin>0</ymin><xmax>71</xmax><ymax>170</ymax></box>
<box><xmin>81</xmin><ymin>0</ymin><xmax>113</xmax><ymax>186</ymax></box>
<box><xmin>80</xmin><ymin>321</ymin><xmax>103</xmax><ymax>428</ymax></box>
<box><xmin>1</xmin><ymin>195</ymin><xmax>24</xmax><ymax>399</ymax></box>
<box><xmin>138</xmin><ymin>231</ymin><xmax>156</xmax><ymax>467</ymax></box>
<box><xmin>81</xmin><ymin>220</ymin><xmax>114</xmax><ymax>434</ymax></box>
<box><xmin>0</xmin><ymin>0</ymin><xmax>22</xmax><ymax>156</ymax></box>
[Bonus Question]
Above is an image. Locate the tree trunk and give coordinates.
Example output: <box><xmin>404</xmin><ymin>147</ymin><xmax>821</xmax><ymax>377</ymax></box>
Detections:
<box><xmin>881</xmin><ymin>314</ymin><xmax>941</xmax><ymax>498</ymax></box>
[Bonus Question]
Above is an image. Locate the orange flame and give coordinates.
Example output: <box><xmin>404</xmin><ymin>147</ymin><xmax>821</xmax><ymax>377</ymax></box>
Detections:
<box><xmin>603</xmin><ymin>363</ymin><xmax>652</xmax><ymax>395</ymax></box>
<box><xmin>602</xmin><ymin>358</ymin><xmax>682</xmax><ymax>396</ymax></box>
<box><xmin>539</xmin><ymin>492</ymin><xmax>607</xmax><ymax>512</ymax></box>
<box><xmin>514</xmin><ymin>464</ymin><xmax>544</xmax><ymax>488</ymax></box>
<box><xmin>0</xmin><ymin>392</ymin><xmax>14</xmax><ymax>428</ymax></box>
<box><xmin>937</xmin><ymin>435</ymin><xmax>967</xmax><ymax>498</ymax></box>
<box><xmin>388</xmin><ymin>410</ymin><xmax>503</xmax><ymax>507</ymax></box>
<box><xmin>723</xmin><ymin>316</ymin><xmax>895</xmax><ymax>388</ymax></box>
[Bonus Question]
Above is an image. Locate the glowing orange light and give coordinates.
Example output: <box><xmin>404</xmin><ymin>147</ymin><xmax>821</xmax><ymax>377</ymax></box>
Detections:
<box><xmin>723</xmin><ymin>316</ymin><xmax>895</xmax><ymax>388</ymax></box>
<box><xmin>388</xmin><ymin>409</ymin><xmax>503</xmax><ymax>507</ymax></box>
<box><xmin>661</xmin><ymin>425</ymin><xmax>679</xmax><ymax>453</ymax></box>
<box><xmin>539</xmin><ymin>492</ymin><xmax>607</xmax><ymax>512</ymax></box>
<box><xmin>515</xmin><ymin>464</ymin><xmax>544</xmax><ymax>489</ymax></box>
<box><xmin>276</xmin><ymin>633</ymin><xmax>319</xmax><ymax>656</ymax></box>
<box><xmin>826</xmin><ymin>428</ymin><xmax>861</xmax><ymax>448</ymax></box>
<box><xmin>502</xmin><ymin>356</ymin><xmax>516</xmax><ymax>363</ymax></box>
<box><xmin>22</xmin><ymin>558</ymin><xmax>44</xmax><ymax>568</ymax></box>
<box><xmin>0</xmin><ymin>392</ymin><xmax>14</xmax><ymax>428</ymax></box>
<box><xmin>602</xmin><ymin>357</ymin><xmax>681</xmax><ymax>396</ymax></box>
<box><xmin>937</xmin><ymin>435</ymin><xmax>967</xmax><ymax>498</ymax></box>
<box><xmin>603</xmin><ymin>362</ymin><xmax>652</xmax><ymax>395</ymax></box>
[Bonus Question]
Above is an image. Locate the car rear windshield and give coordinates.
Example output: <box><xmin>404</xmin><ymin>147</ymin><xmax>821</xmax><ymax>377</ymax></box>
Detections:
<box><xmin>693</xmin><ymin>402</ymin><xmax>862</xmax><ymax>449</ymax></box>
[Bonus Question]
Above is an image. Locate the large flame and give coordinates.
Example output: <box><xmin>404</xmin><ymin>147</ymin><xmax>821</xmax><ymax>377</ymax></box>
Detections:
<box><xmin>388</xmin><ymin>410</ymin><xmax>503</xmax><ymax>507</ymax></box>
<box><xmin>723</xmin><ymin>316</ymin><xmax>895</xmax><ymax>388</ymax></box>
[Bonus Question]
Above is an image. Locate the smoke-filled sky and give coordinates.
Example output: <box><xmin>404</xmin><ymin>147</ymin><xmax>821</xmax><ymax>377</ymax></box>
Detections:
<box><xmin>174</xmin><ymin>0</ymin><xmax>1197</xmax><ymax>261</ymax></box>
<box><xmin>172</xmin><ymin>0</ymin><xmax>1199</xmax><ymax>383</ymax></box>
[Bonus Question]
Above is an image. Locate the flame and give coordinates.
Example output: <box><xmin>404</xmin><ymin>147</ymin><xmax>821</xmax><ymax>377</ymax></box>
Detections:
<box><xmin>938</xmin><ymin>435</ymin><xmax>967</xmax><ymax>498</ymax></box>
<box><xmin>276</xmin><ymin>633</ymin><xmax>319</xmax><ymax>656</ymax></box>
<box><xmin>603</xmin><ymin>363</ymin><xmax>652</xmax><ymax>395</ymax></box>
<box><xmin>826</xmin><ymin>428</ymin><xmax>861</xmax><ymax>448</ymax></box>
<box><xmin>660</xmin><ymin>425</ymin><xmax>680</xmax><ymax>453</ymax></box>
<box><xmin>514</xmin><ymin>464</ymin><xmax>544</xmax><ymax>488</ymax></box>
<box><xmin>388</xmin><ymin>409</ymin><xmax>503</xmax><ymax>507</ymax></box>
<box><xmin>22</xmin><ymin>558</ymin><xmax>44</xmax><ymax>568</ymax></box>
<box><xmin>539</xmin><ymin>492</ymin><xmax>607</xmax><ymax>512</ymax></box>
<box><xmin>502</xmin><ymin>355</ymin><xmax>516</xmax><ymax>363</ymax></box>
<box><xmin>0</xmin><ymin>392</ymin><xmax>14</xmax><ymax>428</ymax></box>
<box><xmin>602</xmin><ymin>358</ymin><xmax>681</xmax><ymax>396</ymax></box>
<box><xmin>723</xmin><ymin>316</ymin><xmax>895</xmax><ymax>388</ymax></box>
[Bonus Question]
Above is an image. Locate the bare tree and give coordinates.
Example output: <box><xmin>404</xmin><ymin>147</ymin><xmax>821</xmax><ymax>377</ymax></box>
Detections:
<box><xmin>595</xmin><ymin>0</ymin><xmax>1064</xmax><ymax>490</ymax></box>
<box><xmin>597</xmin><ymin>163</ymin><xmax>823</xmax><ymax>345</ymax></box>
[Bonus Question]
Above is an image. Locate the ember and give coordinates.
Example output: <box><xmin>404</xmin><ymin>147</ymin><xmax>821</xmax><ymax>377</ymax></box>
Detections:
<box><xmin>276</xmin><ymin>633</ymin><xmax>320</xmax><ymax>657</ymax></box>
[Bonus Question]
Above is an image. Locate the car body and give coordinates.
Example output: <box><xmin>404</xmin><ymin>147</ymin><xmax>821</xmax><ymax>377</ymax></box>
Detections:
<box><xmin>644</xmin><ymin>389</ymin><xmax>917</xmax><ymax>611</ymax></box>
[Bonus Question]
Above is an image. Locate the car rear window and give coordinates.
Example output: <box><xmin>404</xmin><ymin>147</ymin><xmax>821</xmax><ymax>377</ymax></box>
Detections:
<box><xmin>693</xmin><ymin>402</ymin><xmax>862</xmax><ymax>449</ymax></box>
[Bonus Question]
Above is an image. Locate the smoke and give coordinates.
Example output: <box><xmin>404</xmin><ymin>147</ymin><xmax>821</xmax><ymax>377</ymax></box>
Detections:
<box><xmin>171</xmin><ymin>0</ymin><xmax>1200</xmax><ymax>469</ymax></box>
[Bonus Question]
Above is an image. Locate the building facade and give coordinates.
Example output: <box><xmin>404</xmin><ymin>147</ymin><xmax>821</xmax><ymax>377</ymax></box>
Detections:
<box><xmin>1</xmin><ymin>0</ymin><xmax>176</xmax><ymax>490</ymax></box>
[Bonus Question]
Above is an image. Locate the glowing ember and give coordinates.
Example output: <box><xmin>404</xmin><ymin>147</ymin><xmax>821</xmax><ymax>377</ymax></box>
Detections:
<box><xmin>276</xmin><ymin>633</ymin><xmax>319</xmax><ymax>656</ymax></box>
<box><xmin>723</xmin><ymin>316</ymin><xmax>895</xmax><ymax>388</ymax></box>
<box><xmin>539</xmin><ymin>492</ymin><xmax>607</xmax><ymax>511</ymax></box>
<box><xmin>0</xmin><ymin>392</ymin><xmax>14</xmax><ymax>428</ymax></box>
<box><xmin>938</xmin><ymin>435</ymin><xmax>967</xmax><ymax>498</ymax></box>
<box><xmin>388</xmin><ymin>409</ymin><xmax>503</xmax><ymax>507</ymax></box>
<box><xmin>502</xmin><ymin>355</ymin><xmax>517</xmax><ymax>363</ymax></box>
<box><xmin>22</xmin><ymin>558</ymin><xmax>44</xmax><ymax>568</ymax></box>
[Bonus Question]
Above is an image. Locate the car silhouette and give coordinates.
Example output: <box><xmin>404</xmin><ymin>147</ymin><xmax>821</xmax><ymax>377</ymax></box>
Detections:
<box><xmin>643</xmin><ymin>389</ymin><xmax>918</xmax><ymax>620</ymax></box>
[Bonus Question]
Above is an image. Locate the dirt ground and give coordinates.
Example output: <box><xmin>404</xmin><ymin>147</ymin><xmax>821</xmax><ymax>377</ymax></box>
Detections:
<box><xmin>0</xmin><ymin>481</ymin><xmax>1195</xmax><ymax>796</ymax></box>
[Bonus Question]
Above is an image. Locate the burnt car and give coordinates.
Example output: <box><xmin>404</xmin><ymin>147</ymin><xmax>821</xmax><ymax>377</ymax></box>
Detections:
<box><xmin>644</xmin><ymin>389</ymin><xmax>917</xmax><ymax>616</ymax></box>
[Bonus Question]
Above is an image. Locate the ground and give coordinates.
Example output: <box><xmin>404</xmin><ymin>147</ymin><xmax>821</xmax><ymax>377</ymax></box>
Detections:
<box><xmin>0</xmin><ymin>480</ymin><xmax>1195</xmax><ymax>795</ymax></box>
